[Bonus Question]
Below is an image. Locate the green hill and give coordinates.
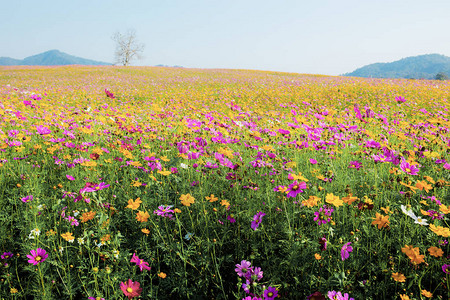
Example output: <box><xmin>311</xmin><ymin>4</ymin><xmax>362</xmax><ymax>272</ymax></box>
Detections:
<box><xmin>343</xmin><ymin>54</ymin><xmax>450</xmax><ymax>79</ymax></box>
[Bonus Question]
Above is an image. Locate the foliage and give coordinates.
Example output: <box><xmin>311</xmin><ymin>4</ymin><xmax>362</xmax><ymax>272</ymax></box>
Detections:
<box><xmin>0</xmin><ymin>66</ymin><xmax>449</xmax><ymax>299</ymax></box>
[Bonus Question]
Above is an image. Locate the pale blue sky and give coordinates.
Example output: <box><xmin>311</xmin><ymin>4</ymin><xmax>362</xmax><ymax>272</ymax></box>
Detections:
<box><xmin>1</xmin><ymin>0</ymin><xmax>449</xmax><ymax>75</ymax></box>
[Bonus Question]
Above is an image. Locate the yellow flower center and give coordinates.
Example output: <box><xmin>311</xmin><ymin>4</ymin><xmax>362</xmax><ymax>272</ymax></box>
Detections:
<box><xmin>126</xmin><ymin>287</ymin><xmax>133</xmax><ymax>293</ymax></box>
<box><xmin>35</xmin><ymin>256</ymin><xmax>42</xmax><ymax>261</ymax></box>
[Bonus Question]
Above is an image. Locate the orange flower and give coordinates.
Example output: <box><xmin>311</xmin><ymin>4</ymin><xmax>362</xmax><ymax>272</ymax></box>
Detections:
<box><xmin>325</xmin><ymin>193</ymin><xmax>343</xmax><ymax>207</ymax></box>
<box><xmin>401</xmin><ymin>245</ymin><xmax>425</xmax><ymax>265</ymax></box>
<box><xmin>427</xmin><ymin>246</ymin><xmax>443</xmax><ymax>257</ymax></box>
<box><xmin>380</xmin><ymin>206</ymin><xmax>392</xmax><ymax>214</ymax></box>
<box><xmin>205</xmin><ymin>194</ymin><xmax>218</xmax><ymax>202</ymax></box>
<box><xmin>302</xmin><ymin>195</ymin><xmax>321</xmax><ymax>208</ymax></box>
<box><xmin>399</xmin><ymin>295</ymin><xmax>411</xmax><ymax>300</ymax></box>
<box><xmin>342</xmin><ymin>194</ymin><xmax>358</xmax><ymax>205</ymax></box>
<box><xmin>391</xmin><ymin>272</ymin><xmax>406</xmax><ymax>282</ymax></box>
<box><xmin>421</xmin><ymin>289</ymin><xmax>432</xmax><ymax>298</ymax></box>
<box><xmin>372</xmin><ymin>213</ymin><xmax>390</xmax><ymax>229</ymax></box>
<box><xmin>314</xmin><ymin>253</ymin><xmax>322</xmax><ymax>260</ymax></box>
<box><xmin>220</xmin><ymin>199</ymin><xmax>230</xmax><ymax>208</ymax></box>
<box><xmin>126</xmin><ymin>198</ymin><xmax>142</xmax><ymax>210</ymax></box>
<box><xmin>81</xmin><ymin>211</ymin><xmax>96</xmax><ymax>223</ymax></box>
<box><xmin>180</xmin><ymin>193</ymin><xmax>195</xmax><ymax>206</ymax></box>
<box><xmin>101</xmin><ymin>234</ymin><xmax>111</xmax><ymax>242</ymax></box>
<box><xmin>158</xmin><ymin>272</ymin><xmax>167</xmax><ymax>278</ymax></box>
<box><xmin>415</xmin><ymin>180</ymin><xmax>432</xmax><ymax>193</ymax></box>
<box><xmin>136</xmin><ymin>211</ymin><xmax>150</xmax><ymax>222</ymax></box>
<box><xmin>141</xmin><ymin>228</ymin><xmax>150</xmax><ymax>235</ymax></box>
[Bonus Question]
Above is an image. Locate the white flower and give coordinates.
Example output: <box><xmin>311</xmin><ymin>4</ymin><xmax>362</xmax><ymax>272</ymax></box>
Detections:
<box><xmin>413</xmin><ymin>216</ymin><xmax>429</xmax><ymax>226</ymax></box>
<box><xmin>77</xmin><ymin>238</ymin><xmax>85</xmax><ymax>245</ymax></box>
<box><xmin>180</xmin><ymin>163</ymin><xmax>188</xmax><ymax>169</ymax></box>
<box><xmin>28</xmin><ymin>228</ymin><xmax>41</xmax><ymax>239</ymax></box>
<box><xmin>400</xmin><ymin>205</ymin><xmax>417</xmax><ymax>219</ymax></box>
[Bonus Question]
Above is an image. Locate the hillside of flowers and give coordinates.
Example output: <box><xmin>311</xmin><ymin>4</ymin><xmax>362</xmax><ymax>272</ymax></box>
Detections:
<box><xmin>0</xmin><ymin>66</ymin><xmax>449</xmax><ymax>299</ymax></box>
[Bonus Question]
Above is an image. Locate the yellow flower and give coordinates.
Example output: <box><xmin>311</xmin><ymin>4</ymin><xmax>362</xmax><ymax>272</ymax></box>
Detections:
<box><xmin>174</xmin><ymin>208</ymin><xmax>182</xmax><ymax>213</ymax></box>
<box><xmin>325</xmin><ymin>193</ymin><xmax>343</xmax><ymax>207</ymax></box>
<box><xmin>205</xmin><ymin>194</ymin><xmax>218</xmax><ymax>202</ymax></box>
<box><xmin>81</xmin><ymin>161</ymin><xmax>97</xmax><ymax>167</ymax></box>
<box><xmin>126</xmin><ymin>198</ymin><xmax>142</xmax><ymax>210</ymax></box>
<box><xmin>429</xmin><ymin>224</ymin><xmax>450</xmax><ymax>237</ymax></box>
<box><xmin>427</xmin><ymin>246</ymin><xmax>443</xmax><ymax>257</ymax></box>
<box><xmin>391</xmin><ymin>272</ymin><xmax>406</xmax><ymax>282</ymax></box>
<box><xmin>136</xmin><ymin>211</ymin><xmax>150</xmax><ymax>222</ymax></box>
<box><xmin>157</xmin><ymin>169</ymin><xmax>171</xmax><ymax>176</ymax></box>
<box><xmin>10</xmin><ymin>288</ymin><xmax>18</xmax><ymax>294</ymax></box>
<box><xmin>372</xmin><ymin>213</ymin><xmax>390</xmax><ymax>229</ymax></box>
<box><xmin>421</xmin><ymin>289</ymin><xmax>432</xmax><ymax>298</ymax></box>
<box><xmin>314</xmin><ymin>253</ymin><xmax>322</xmax><ymax>260</ymax></box>
<box><xmin>399</xmin><ymin>294</ymin><xmax>410</xmax><ymax>300</ymax></box>
<box><xmin>61</xmin><ymin>232</ymin><xmax>75</xmax><ymax>242</ymax></box>
<box><xmin>180</xmin><ymin>194</ymin><xmax>195</xmax><ymax>206</ymax></box>
<box><xmin>439</xmin><ymin>204</ymin><xmax>450</xmax><ymax>214</ymax></box>
<box><xmin>159</xmin><ymin>156</ymin><xmax>170</xmax><ymax>162</ymax></box>
<box><xmin>158</xmin><ymin>272</ymin><xmax>167</xmax><ymax>278</ymax></box>
<box><xmin>141</xmin><ymin>228</ymin><xmax>150</xmax><ymax>235</ymax></box>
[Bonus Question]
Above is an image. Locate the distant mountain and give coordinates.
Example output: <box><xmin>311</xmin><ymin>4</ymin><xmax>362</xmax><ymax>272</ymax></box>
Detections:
<box><xmin>155</xmin><ymin>64</ymin><xmax>184</xmax><ymax>68</ymax></box>
<box><xmin>343</xmin><ymin>54</ymin><xmax>450</xmax><ymax>79</ymax></box>
<box><xmin>0</xmin><ymin>50</ymin><xmax>111</xmax><ymax>66</ymax></box>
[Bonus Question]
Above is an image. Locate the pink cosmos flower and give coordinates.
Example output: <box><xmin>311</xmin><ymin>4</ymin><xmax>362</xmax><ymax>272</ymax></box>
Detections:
<box><xmin>21</xmin><ymin>195</ymin><xmax>33</xmax><ymax>203</ymax></box>
<box><xmin>27</xmin><ymin>248</ymin><xmax>48</xmax><ymax>265</ymax></box>
<box><xmin>395</xmin><ymin>96</ymin><xmax>406</xmax><ymax>103</ymax></box>
<box><xmin>286</xmin><ymin>181</ymin><xmax>307</xmax><ymax>198</ymax></box>
<box><xmin>120</xmin><ymin>279</ymin><xmax>142</xmax><ymax>299</ymax></box>
<box><xmin>130</xmin><ymin>253</ymin><xmax>151</xmax><ymax>272</ymax></box>
<box><xmin>400</xmin><ymin>160</ymin><xmax>419</xmax><ymax>175</ymax></box>
<box><xmin>341</xmin><ymin>242</ymin><xmax>353</xmax><ymax>261</ymax></box>
<box><xmin>66</xmin><ymin>175</ymin><xmax>75</xmax><ymax>181</ymax></box>
<box><xmin>36</xmin><ymin>125</ymin><xmax>51</xmax><ymax>135</ymax></box>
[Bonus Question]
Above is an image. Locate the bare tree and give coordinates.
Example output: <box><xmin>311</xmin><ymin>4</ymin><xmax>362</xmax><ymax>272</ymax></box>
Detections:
<box><xmin>112</xmin><ymin>29</ymin><xmax>145</xmax><ymax>66</ymax></box>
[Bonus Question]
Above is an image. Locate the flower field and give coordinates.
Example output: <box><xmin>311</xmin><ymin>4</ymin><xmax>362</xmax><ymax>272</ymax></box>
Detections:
<box><xmin>0</xmin><ymin>66</ymin><xmax>449</xmax><ymax>299</ymax></box>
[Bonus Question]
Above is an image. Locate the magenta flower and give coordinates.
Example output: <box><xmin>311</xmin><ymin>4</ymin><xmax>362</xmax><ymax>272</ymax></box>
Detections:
<box><xmin>66</xmin><ymin>175</ymin><xmax>75</xmax><ymax>181</ymax></box>
<box><xmin>120</xmin><ymin>279</ymin><xmax>142</xmax><ymax>299</ymax></box>
<box><xmin>130</xmin><ymin>253</ymin><xmax>151</xmax><ymax>272</ymax></box>
<box><xmin>251</xmin><ymin>212</ymin><xmax>266</xmax><ymax>230</ymax></box>
<box><xmin>314</xmin><ymin>205</ymin><xmax>334</xmax><ymax>225</ymax></box>
<box><xmin>442</xmin><ymin>264</ymin><xmax>450</xmax><ymax>274</ymax></box>
<box><xmin>400</xmin><ymin>160</ymin><xmax>419</xmax><ymax>175</ymax></box>
<box><xmin>286</xmin><ymin>181</ymin><xmax>307</xmax><ymax>198</ymax></box>
<box><xmin>309</xmin><ymin>158</ymin><xmax>318</xmax><ymax>164</ymax></box>
<box><xmin>319</xmin><ymin>236</ymin><xmax>328</xmax><ymax>251</ymax></box>
<box><xmin>104</xmin><ymin>89</ymin><xmax>115</xmax><ymax>99</ymax></box>
<box><xmin>21</xmin><ymin>195</ymin><xmax>33</xmax><ymax>203</ymax></box>
<box><xmin>263</xmin><ymin>286</ymin><xmax>278</xmax><ymax>300</ymax></box>
<box><xmin>235</xmin><ymin>260</ymin><xmax>252</xmax><ymax>277</ymax></box>
<box><xmin>327</xmin><ymin>290</ymin><xmax>354</xmax><ymax>300</ymax></box>
<box><xmin>27</xmin><ymin>248</ymin><xmax>48</xmax><ymax>265</ymax></box>
<box><xmin>341</xmin><ymin>242</ymin><xmax>353</xmax><ymax>261</ymax></box>
<box><xmin>1</xmin><ymin>252</ymin><xmax>13</xmax><ymax>260</ymax></box>
<box><xmin>395</xmin><ymin>96</ymin><xmax>406</xmax><ymax>103</ymax></box>
<box><xmin>36</xmin><ymin>125</ymin><xmax>51</xmax><ymax>135</ymax></box>
<box><xmin>348</xmin><ymin>161</ymin><xmax>362</xmax><ymax>170</ymax></box>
